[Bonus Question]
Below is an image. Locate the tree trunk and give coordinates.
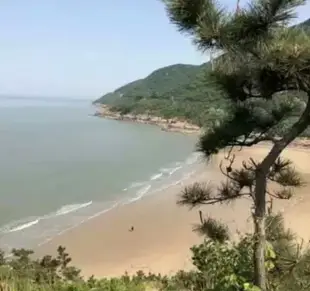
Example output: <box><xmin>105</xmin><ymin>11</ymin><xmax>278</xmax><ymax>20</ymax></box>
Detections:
<box><xmin>252</xmin><ymin>94</ymin><xmax>310</xmax><ymax>290</ymax></box>
<box><xmin>253</xmin><ymin>169</ymin><xmax>267</xmax><ymax>290</ymax></box>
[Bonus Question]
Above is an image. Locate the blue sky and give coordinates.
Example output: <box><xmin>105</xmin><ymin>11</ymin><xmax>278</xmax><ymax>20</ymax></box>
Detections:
<box><xmin>0</xmin><ymin>1</ymin><xmax>309</xmax><ymax>99</ymax></box>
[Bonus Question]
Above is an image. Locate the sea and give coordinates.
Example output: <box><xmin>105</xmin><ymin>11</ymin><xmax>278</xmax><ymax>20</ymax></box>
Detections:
<box><xmin>0</xmin><ymin>96</ymin><xmax>201</xmax><ymax>253</ymax></box>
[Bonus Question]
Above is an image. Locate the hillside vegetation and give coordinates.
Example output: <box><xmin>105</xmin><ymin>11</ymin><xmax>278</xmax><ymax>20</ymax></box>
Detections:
<box><xmin>93</xmin><ymin>62</ymin><xmax>231</xmax><ymax>127</ymax></box>
<box><xmin>99</xmin><ymin>63</ymin><xmax>206</xmax><ymax>103</ymax></box>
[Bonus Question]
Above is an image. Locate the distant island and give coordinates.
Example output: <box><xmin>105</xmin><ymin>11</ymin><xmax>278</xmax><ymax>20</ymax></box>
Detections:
<box><xmin>93</xmin><ymin>18</ymin><xmax>310</xmax><ymax>136</ymax></box>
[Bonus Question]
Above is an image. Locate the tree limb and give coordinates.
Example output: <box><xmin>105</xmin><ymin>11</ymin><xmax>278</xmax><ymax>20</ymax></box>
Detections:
<box><xmin>258</xmin><ymin>93</ymin><xmax>310</xmax><ymax>173</ymax></box>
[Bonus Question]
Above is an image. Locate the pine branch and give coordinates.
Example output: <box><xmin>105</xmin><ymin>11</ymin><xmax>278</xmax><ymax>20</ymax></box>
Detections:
<box><xmin>218</xmin><ymin>0</ymin><xmax>307</xmax><ymax>51</ymax></box>
<box><xmin>269</xmin><ymin>157</ymin><xmax>293</xmax><ymax>176</ymax></box>
<box><xmin>163</xmin><ymin>0</ymin><xmax>306</xmax><ymax>53</ymax></box>
<box><xmin>258</xmin><ymin>28</ymin><xmax>310</xmax><ymax>93</ymax></box>
<box><xmin>192</xmin><ymin>216</ymin><xmax>230</xmax><ymax>242</ymax></box>
<box><xmin>254</xmin><ymin>0</ymin><xmax>307</xmax><ymax>24</ymax></box>
<box><xmin>197</xmin><ymin>107</ymin><xmax>255</xmax><ymax>158</ymax></box>
<box><xmin>209</xmin><ymin>58</ymin><xmax>256</xmax><ymax>101</ymax></box>
<box><xmin>217</xmin><ymin>181</ymin><xmax>245</xmax><ymax>201</ymax></box>
<box><xmin>265</xmin><ymin>212</ymin><xmax>296</xmax><ymax>242</ymax></box>
<box><xmin>219</xmin><ymin>160</ymin><xmax>256</xmax><ymax>189</ymax></box>
<box><xmin>274</xmin><ymin>168</ymin><xmax>304</xmax><ymax>187</ymax></box>
<box><xmin>177</xmin><ymin>182</ymin><xmax>248</xmax><ymax>208</ymax></box>
<box><xmin>268</xmin><ymin>157</ymin><xmax>304</xmax><ymax>187</ymax></box>
<box><xmin>213</xmin><ymin>36</ymin><xmax>310</xmax><ymax>100</ymax></box>
<box><xmin>177</xmin><ymin>182</ymin><xmax>214</xmax><ymax>207</ymax></box>
<box><xmin>162</xmin><ymin>0</ymin><xmax>208</xmax><ymax>34</ymax></box>
<box><xmin>274</xmin><ymin>238</ymin><xmax>310</xmax><ymax>281</ymax></box>
<box><xmin>197</xmin><ymin>103</ymin><xmax>289</xmax><ymax>159</ymax></box>
<box><xmin>235</xmin><ymin>0</ymin><xmax>306</xmax><ymax>40</ymax></box>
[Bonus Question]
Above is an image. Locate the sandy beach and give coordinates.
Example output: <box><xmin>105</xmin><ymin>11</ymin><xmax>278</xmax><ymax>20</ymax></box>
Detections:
<box><xmin>37</xmin><ymin>144</ymin><xmax>310</xmax><ymax>279</ymax></box>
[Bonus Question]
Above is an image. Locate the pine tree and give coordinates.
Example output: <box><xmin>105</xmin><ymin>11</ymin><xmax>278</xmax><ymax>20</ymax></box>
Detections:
<box><xmin>162</xmin><ymin>0</ymin><xmax>310</xmax><ymax>290</ymax></box>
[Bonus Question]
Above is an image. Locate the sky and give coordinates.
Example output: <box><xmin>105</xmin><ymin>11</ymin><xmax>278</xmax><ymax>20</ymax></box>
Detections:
<box><xmin>0</xmin><ymin>1</ymin><xmax>309</xmax><ymax>100</ymax></box>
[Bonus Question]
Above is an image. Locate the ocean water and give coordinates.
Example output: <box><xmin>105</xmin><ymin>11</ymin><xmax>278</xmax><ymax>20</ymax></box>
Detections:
<box><xmin>0</xmin><ymin>97</ymin><xmax>200</xmax><ymax>252</ymax></box>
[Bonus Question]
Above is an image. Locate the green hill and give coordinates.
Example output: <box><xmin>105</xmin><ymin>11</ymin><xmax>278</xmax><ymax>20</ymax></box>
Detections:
<box><xmin>94</xmin><ymin>63</ymin><xmax>209</xmax><ymax>105</ymax></box>
<box><xmin>93</xmin><ymin>62</ymin><xmax>227</xmax><ymax>126</ymax></box>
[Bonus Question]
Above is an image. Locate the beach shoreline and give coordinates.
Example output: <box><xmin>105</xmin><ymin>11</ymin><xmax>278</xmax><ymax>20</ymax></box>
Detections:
<box><xmin>35</xmin><ymin>143</ymin><xmax>310</xmax><ymax>279</ymax></box>
<box><xmin>35</xmin><ymin>163</ymin><xmax>211</xmax><ymax>277</ymax></box>
<box><xmin>93</xmin><ymin>104</ymin><xmax>201</xmax><ymax>134</ymax></box>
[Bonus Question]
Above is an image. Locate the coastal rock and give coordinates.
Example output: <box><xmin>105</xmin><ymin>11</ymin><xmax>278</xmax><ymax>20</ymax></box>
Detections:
<box><xmin>94</xmin><ymin>105</ymin><xmax>201</xmax><ymax>134</ymax></box>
